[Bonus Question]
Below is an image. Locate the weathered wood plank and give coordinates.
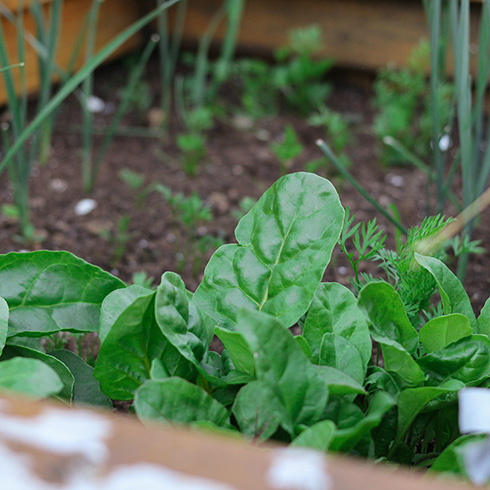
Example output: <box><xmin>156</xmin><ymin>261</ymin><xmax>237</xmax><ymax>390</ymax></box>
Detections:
<box><xmin>0</xmin><ymin>393</ymin><xmax>477</xmax><ymax>490</ymax></box>
<box><xmin>0</xmin><ymin>0</ymin><xmax>145</xmax><ymax>104</ymax></box>
<box><xmin>180</xmin><ymin>0</ymin><xmax>482</xmax><ymax>73</ymax></box>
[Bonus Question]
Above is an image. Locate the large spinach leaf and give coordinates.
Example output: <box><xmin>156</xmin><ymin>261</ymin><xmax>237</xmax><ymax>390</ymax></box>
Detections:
<box><xmin>195</xmin><ymin>172</ymin><xmax>344</xmax><ymax>329</ymax></box>
<box><xmin>0</xmin><ymin>251</ymin><xmax>125</xmax><ymax>337</ymax></box>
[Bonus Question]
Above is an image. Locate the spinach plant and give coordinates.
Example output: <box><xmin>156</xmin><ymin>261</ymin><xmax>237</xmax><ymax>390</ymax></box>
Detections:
<box><xmin>0</xmin><ymin>172</ymin><xmax>489</xmax><ymax>481</ymax></box>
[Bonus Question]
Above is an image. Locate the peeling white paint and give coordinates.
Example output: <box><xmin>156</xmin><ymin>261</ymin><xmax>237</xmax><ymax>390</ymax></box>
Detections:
<box><xmin>267</xmin><ymin>448</ymin><xmax>331</xmax><ymax>490</ymax></box>
<box><xmin>0</xmin><ymin>407</ymin><xmax>111</xmax><ymax>463</ymax></box>
<box><xmin>0</xmin><ymin>443</ymin><xmax>241</xmax><ymax>490</ymax></box>
<box><xmin>102</xmin><ymin>464</ymin><xmax>240</xmax><ymax>490</ymax></box>
<box><xmin>463</xmin><ymin>438</ymin><xmax>490</xmax><ymax>486</ymax></box>
<box><xmin>459</xmin><ymin>388</ymin><xmax>490</xmax><ymax>434</ymax></box>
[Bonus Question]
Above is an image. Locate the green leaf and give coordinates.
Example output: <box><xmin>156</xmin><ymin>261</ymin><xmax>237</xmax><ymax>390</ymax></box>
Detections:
<box><xmin>316</xmin><ymin>365</ymin><xmax>366</xmax><ymax>396</ymax></box>
<box><xmin>294</xmin><ymin>335</ymin><xmax>312</xmax><ymax>358</ymax></box>
<box><xmin>430</xmin><ymin>434</ymin><xmax>485</xmax><ymax>477</ymax></box>
<box><xmin>154</xmin><ymin>271</ymin><xmax>226</xmax><ymax>387</ymax></box>
<box><xmin>394</xmin><ymin>380</ymin><xmax>464</xmax><ymax>450</ymax></box>
<box><xmin>94</xmin><ymin>290</ymin><xmax>192</xmax><ymax>400</ymax></box>
<box><xmin>215</xmin><ymin>327</ymin><xmax>255</xmax><ymax>376</ymax></box>
<box><xmin>150</xmin><ymin>358</ymin><xmax>170</xmax><ymax>380</ymax></box>
<box><xmin>232</xmin><ymin>380</ymin><xmax>287</xmax><ymax>440</ymax></box>
<box><xmin>319</xmin><ymin>333</ymin><xmax>365</xmax><ymax>386</ymax></box>
<box><xmin>156</xmin><ymin>272</ymin><xmax>212</xmax><ymax>362</ymax></box>
<box><xmin>358</xmin><ymin>281</ymin><xmax>418</xmax><ymax>354</ymax></box>
<box><xmin>1</xmin><ymin>345</ymin><xmax>74</xmax><ymax>401</ymax></box>
<box><xmin>0</xmin><ymin>251</ymin><xmax>125</xmax><ymax>338</ymax></box>
<box><xmin>0</xmin><ymin>297</ymin><xmax>8</xmax><ymax>355</ymax></box>
<box><xmin>0</xmin><ymin>357</ymin><xmax>63</xmax><ymax>398</ymax></box>
<box><xmin>236</xmin><ymin>308</ymin><xmax>329</xmax><ymax>432</ymax></box>
<box><xmin>377</xmin><ymin>339</ymin><xmax>426</xmax><ymax>387</ymax></box>
<box><xmin>304</xmin><ymin>282</ymin><xmax>372</xmax><ymax>366</ymax></box>
<box><xmin>50</xmin><ymin>349</ymin><xmax>112</xmax><ymax>409</ymax></box>
<box><xmin>99</xmin><ymin>284</ymin><xmax>150</xmax><ymax>342</ymax></box>
<box><xmin>478</xmin><ymin>297</ymin><xmax>490</xmax><ymax>337</ymax></box>
<box><xmin>414</xmin><ymin>254</ymin><xmax>477</xmax><ymax>331</ymax></box>
<box><xmin>330</xmin><ymin>391</ymin><xmax>395</xmax><ymax>452</ymax></box>
<box><xmin>291</xmin><ymin>420</ymin><xmax>336</xmax><ymax>451</ymax></box>
<box><xmin>418</xmin><ymin>335</ymin><xmax>490</xmax><ymax>386</ymax></box>
<box><xmin>195</xmin><ymin>173</ymin><xmax>344</xmax><ymax>329</ymax></box>
<box><xmin>134</xmin><ymin>377</ymin><xmax>229</xmax><ymax>427</ymax></box>
<box><xmin>420</xmin><ymin>314</ymin><xmax>472</xmax><ymax>353</ymax></box>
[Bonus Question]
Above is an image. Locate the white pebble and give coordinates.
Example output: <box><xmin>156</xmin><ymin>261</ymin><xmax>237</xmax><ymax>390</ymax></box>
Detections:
<box><xmin>439</xmin><ymin>134</ymin><xmax>451</xmax><ymax>152</ymax></box>
<box><xmin>74</xmin><ymin>199</ymin><xmax>97</xmax><ymax>216</ymax></box>
<box><xmin>86</xmin><ymin>95</ymin><xmax>106</xmax><ymax>113</ymax></box>
<box><xmin>388</xmin><ymin>175</ymin><xmax>404</xmax><ymax>187</ymax></box>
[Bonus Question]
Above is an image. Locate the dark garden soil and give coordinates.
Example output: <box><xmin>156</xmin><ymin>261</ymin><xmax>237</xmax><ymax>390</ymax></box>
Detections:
<box><xmin>1</xmin><ymin>56</ymin><xmax>490</xmax><ymax>313</ymax></box>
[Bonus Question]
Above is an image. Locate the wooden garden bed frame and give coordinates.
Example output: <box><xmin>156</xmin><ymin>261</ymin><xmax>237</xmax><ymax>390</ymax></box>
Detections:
<box><xmin>0</xmin><ymin>0</ymin><xmax>485</xmax><ymax>104</ymax></box>
<box><xmin>0</xmin><ymin>0</ymin><xmax>145</xmax><ymax>104</ymax></box>
<box><xmin>0</xmin><ymin>393</ymin><xmax>477</xmax><ymax>490</ymax></box>
<box><xmin>179</xmin><ymin>0</ymin><xmax>483</xmax><ymax>73</ymax></box>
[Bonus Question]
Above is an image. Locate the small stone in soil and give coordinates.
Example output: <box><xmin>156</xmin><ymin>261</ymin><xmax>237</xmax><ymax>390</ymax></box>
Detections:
<box><xmin>50</xmin><ymin>178</ymin><xmax>68</xmax><ymax>193</ymax></box>
<box><xmin>74</xmin><ymin>199</ymin><xmax>97</xmax><ymax>216</ymax></box>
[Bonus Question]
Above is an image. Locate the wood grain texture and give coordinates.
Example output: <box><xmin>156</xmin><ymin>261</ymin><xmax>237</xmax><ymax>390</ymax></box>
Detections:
<box><xmin>0</xmin><ymin>0</ymin><xmax>146</xmax><ymax>104</ymax></box>
<box><xmin>179</xmin><ymin>0</ymin><xmax>482</xmax><ymax>73</ymax></box>
<box><xmin>0</xmin><ymin>393</ymin><xmax>478</xmax><ymax>490</ymax></box>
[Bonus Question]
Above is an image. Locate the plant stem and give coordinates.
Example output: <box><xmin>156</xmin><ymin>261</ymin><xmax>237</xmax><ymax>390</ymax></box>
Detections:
<box><xmin>316</xmin><ymin>139</ymin><xmax>408</xmax><ymax>235</ymax></box>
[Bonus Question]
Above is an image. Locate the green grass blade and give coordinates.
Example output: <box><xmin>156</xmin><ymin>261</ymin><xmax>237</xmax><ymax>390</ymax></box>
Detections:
<box><xmin>92</xmin><ymin>34</ymin><xmax>159</xmax><ymax>183</ymax></box>
<box><xmin>317</xmin><ymin>139</ymin><xmax>407</xmax><ymax>235</ymax></box>
<box><xmin>0</xmin><ymin>0</ymin><xmax>182</xmax><ymax>176</ymax></box>
<box><xmin>192</xmin><ymin>5</ymin><xmax>226</xmax><ymax>108</ymax></box>
<box><xmin>81</xmin><ymin>0</ymin><xmax>103</xmax><ymax>193</ymax></box>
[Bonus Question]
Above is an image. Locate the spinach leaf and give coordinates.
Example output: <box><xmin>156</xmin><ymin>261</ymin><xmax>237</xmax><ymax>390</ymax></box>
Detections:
<box><xmin>1</xmin><ymin>345</ymin><xmax>74</xmax><ymax>401</ymax></box>
<box><xmin>232</xmin><ymin>380</ymin><xmax>287</xmax><ymax>440</ymax></box>
<box><xmin>99</xmin><ymin>284</ymin><xmax>151</xmax><ymax>342</ymax></box>
<box><xmin>237</xmin><ymin>308</ymin><xmax>329</xmax><ymax>433</ymax></box>
<box><xmin>0</xmin><ymin>297</ymin><xmax>8</xmax><ymax>355</ymax></box>
<box><xmin>134</xmin><ymin>377</ymin><xmax>229</xmax><ymax>427</ymax></box>
<box><xmin>0</xmin><ymin>357</ymin><xmax>63</xmax><ymax>398</ymax></box>
<box><xmin>50</xmin><ymin>349</ymin><xmax>112</xmax><ymax>409</ymax></box>
<box><xmin>394</xmin><ymin>379</ymin><xmax>464</xmax><ymax>451</ymax></box>
<box><xmin>94</xmin><ymin>289</ymin><xmax>193</xmax><ymax>400</ymax></box>
<box><xmin>291</xmin><ymin>420</ymin><xmax>336</xmax><ymax>451</ymax></box>
<box><xmin>358</xmin><ymin>281</ymin><xmax>418</xmax><ymax>354</ymax></box>
<box><xmin>419</xmin><ymin>314</ymin><xmax>472</xmax><ymax>353</ymax></box>
<box><xmin>376</xmin><ymin>338</ymin><xmax>426</xmax><ymax>387</ymax></box>
<box><xmin>195</xmin><ymin>172</ymin><xmax>344</xmax><ymax>329</ymax></box>
<box><xmin>318</xmin><ymin>332</ymin><xmax>365</xmax><ymax>386</ymax></box>
<box><xmin>316</xmin><ymin>366</ymin><xmax>366</xmax><ymax>396</ymax></box>
<box><xmin>155</xmin><ymin>272</ymin><xmax>212</xmax><ymax>363</ymax></box>
<box><xmin>304</xmin><ymin>282</ymin><xmax>371</xmax><ymax>366</ymax></box>
<box><xmin>430</xmin><ymin>434</ymin><xmax>486</xmax><ymax>478</ymax></box>
<box><xmin>0</xmin><ymin>251</ymin><xmax>125</xmax><ymax>338</ymax></box>
<box><xmin>330</xmin><ymin>391</ymin><xmax>395</xmax><ymax>452</ymax></box>
<box><xmin>215</xmin><ymin>327</ymin><xmax>255</xmax><ymax>377</ymax></box>
<box><xmin>414</xmin><ymin>254</ymin><xmax>477</xmax><ymax>331</ymax></box>
<box><xmin>418</xmin><ymin>335</ymin><xmax>490</xmax><ymax>387</ymax></box>
<box><xmin>478</xmin><ymin>297</ymin><xmax>490</xmax><ymax>338</ymax></box>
